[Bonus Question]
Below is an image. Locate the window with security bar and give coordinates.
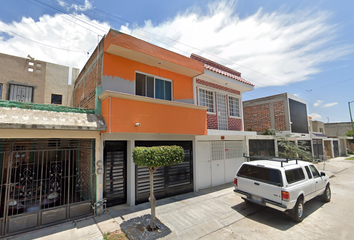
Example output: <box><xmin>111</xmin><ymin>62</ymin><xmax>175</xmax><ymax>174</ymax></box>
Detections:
<box><xmin>212</xmin><ymin>141</ymin><xmax>224</xmax><ymax>160</ymax></box>
<box><xmin>225</xmin><ymin>141</ymin><xmax>244</xmax><ymax>159</ymax></box>
<box><xmin>217</xmin><ymin>94</ymin><xmax>228</xmax><ymax>130</ymax></box>
<box><xmin>229</xmin><ymin>96</ymin><xmax>240</xmax><ymax>117</ymax></box>
<box><xmin>199</xmin><ymin>88</ymin><xmax>214</xmax><ymax>113</ymax></box>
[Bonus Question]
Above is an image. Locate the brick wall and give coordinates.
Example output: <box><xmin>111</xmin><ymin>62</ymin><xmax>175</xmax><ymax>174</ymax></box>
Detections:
<box><xmin>243</xmin><ymin>100</ymin><xmax>286</xmax><ymax>132</ymax></box>
<box><xmin>196</xmin><ymin>79</ymin><xmax>242</xmax><ymax>131</ymax></box>
<box><xmin>274</xmin><ymin>101</ymin><xmax>286</xmax><ymax>131</ymax></box>
<box><xmin>74</xmin><ymin>39</ymin><xmax>104</xmax><ymax>109</ymax></box>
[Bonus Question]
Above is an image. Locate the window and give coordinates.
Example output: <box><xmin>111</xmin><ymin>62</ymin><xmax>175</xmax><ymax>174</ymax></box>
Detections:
<box><xmin>286</xmin><ymin>168</ymin><xmax>305</xmax><ymax>184</ymax></box>
<box><xmin>319</xmin><ymin>128</ymin><xmax>323</xmax><ymax>133</ymax></box>
<box><xmin>0</xmin><ymin>84</ymin><xmax>2</xmax><ymax>99</ymax></box>
<box><xmin>309</xmin><ymin>165</ymin><xmax>320</xmax><ymax>178</ymax></box>
<box><xmin>199</xmin><ymin>89</ymin><xmax>214</xmax><ymax>112</ymax></box>
<box><xmin>237</xmin><ymin>164</ymin><xmax>282</xmax><ymax>186</ymax></box>
<box><xmin>229</xmin><ymin>96</ymin><xmax>240</xmax><ymax>117</ymax></box>
<box><xmin>9</xmin><ymin>84</ymin><xmax>33</xmax><ymax>103</ymax></box>
<box><xmin>305</xmin><ymin>166</ymin><xmax>312</xmax><ymax>179</ymax></box>
<box><xmin>51</xmin><ymin>94</ymin><xmax>62</xmax><ymax>105</ymax></box>
<box><xmin>135</xmin><ymin>73</ymin><xmax>172</xmax><ymax>101</ymax></box>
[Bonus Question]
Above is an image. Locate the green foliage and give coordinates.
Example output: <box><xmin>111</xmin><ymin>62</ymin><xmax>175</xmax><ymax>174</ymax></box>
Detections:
<box><xmin>263</xmin><ymin>128</ymin><xmax>274</xmax><ymax>135</ymax></box>
<box><xmin>345</xmin><ymin>129</ymin><xmax>354</xmax><ymax>144</ymax></box>
<box><xmin>132</xmin><ymin>146</ymin><xmax>184</xmax><ymax>168</ymax></box>
<box><xmin>276</xmin><ymin>134</ymin><xmax>314</xmax><ymax>162</ymax></box>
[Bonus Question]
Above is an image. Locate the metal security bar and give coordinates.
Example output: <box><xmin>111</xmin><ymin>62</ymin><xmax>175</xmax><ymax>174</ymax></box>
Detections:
<box><xmin>0</xmin><ymin>139</ymin><xmax>95</xmax><ymax>237</ymax></box>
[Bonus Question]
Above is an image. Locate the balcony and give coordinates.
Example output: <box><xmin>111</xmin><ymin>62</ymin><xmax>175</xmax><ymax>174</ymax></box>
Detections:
<box><xmin>99</xmin><ymin>91</ymin><xmax>208</xmax><ymax>135</ymax></box>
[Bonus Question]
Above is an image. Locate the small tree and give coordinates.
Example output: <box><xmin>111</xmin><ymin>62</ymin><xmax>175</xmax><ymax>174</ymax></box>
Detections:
<box><xmin>345</xmin><ymin>129</ymin><xmax>354</xmax><ymax>144</ymax></box>
<box><xmin>277</xmin><ymin>134</ymin><xmax>314</xmax><ymax>161</ymax></box>
<box><xmin>132</xmin><ymin>145</ymin><xmax>184</xmax><ymax>230</ymax></box>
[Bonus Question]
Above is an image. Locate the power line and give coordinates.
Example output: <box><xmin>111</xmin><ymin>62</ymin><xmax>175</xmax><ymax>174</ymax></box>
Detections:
<box><xmin>0</xmin><ymin>26</ymin><xmax>87</xmax><ymax>52</ymax></box>
<box><xmin>307</xmin><ymin>77</ymin><xmax>354</xmax><ymax>91</ymax></box>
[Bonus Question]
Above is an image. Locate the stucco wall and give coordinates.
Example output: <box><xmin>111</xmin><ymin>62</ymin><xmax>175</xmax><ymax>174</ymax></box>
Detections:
<box><xmin>45</xmin><ymin>62</ymin><xmax>74</xmax><ymax>107</ymax></box>
<box><xmin>0</xmin><ymin>53</ymin><xmax>46</xmax><ymax>103</ymax></box>
<box><xmin>325</xmin><ymin>122</ymin><xmax>353</xmax><ymax>137</ymax></box>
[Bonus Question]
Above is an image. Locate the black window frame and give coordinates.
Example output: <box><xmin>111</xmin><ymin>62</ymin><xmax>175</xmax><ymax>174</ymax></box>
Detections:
<box><xmin>305</xmin><ymin>166</ymin><xmax>313</xmax><ymax>179</ymax></box>
<box><xmin>237</xmin><ymin>164</ymin><xmax>283</xmax><ymax>186</ymax></box>
<box><xmin>51</xmin><ymin>94</ymin><xmax>63</xmax><ymax>105</ymax></box>
<box><xmin>285</xmin><ymin>167</ymin><xmax>305</xmax><ymax>184</ymax></box>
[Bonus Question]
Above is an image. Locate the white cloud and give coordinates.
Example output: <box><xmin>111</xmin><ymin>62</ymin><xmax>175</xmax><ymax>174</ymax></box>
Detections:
<box><xmin>56</xmin><ymin>0</ymin><xmax>93</xmax><ymax>12</ymax></box>
<box><xmin>310</xmin><ymin>113</ymin><xmax>322</xmax><ymax>120</ymax></box>
<box><xmin>0</xmin><ymin>13</ymin><xmax>109</xmax><ymax>72</ymax></box>
<box><xmin>314</xmin><ymin>100</ymin><xmax>323</xmax><ymax>107</ymax></box>
<box><xmin>120</xmin><ymin>0</ymin><xmax>352</xmax><ymax>88</ymax></box>
<box><xmin>324</xmin><ymin>102</ymin><xmax>338</xmax><ymax>107</ymax></box>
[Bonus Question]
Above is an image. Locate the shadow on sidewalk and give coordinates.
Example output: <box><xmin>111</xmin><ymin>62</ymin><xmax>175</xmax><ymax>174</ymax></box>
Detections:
<box><xmin>231</xmin><ymin>197</ymin><xmax>325</xmax><ymax>231</ymax></box>
<box><xmin>119</xmin><ymin>214</ymin><xmax>171</xmax><ymax>240</ymax></box>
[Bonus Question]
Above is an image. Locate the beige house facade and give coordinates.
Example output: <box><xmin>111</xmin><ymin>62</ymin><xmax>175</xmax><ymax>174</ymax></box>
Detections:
<box><xmin>0</xmin><ymin>53</ymin><xmax>78</xmax><ymax>106</ymax></box>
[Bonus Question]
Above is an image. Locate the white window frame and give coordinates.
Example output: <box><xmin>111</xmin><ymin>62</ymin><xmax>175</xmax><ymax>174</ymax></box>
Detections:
<box><xmin>135</xmin><ymin>71</ymin><xmax>173</xmax><ymax>101</ymax></box>
<box><xmin>228</xmin><ymin>95</ymin><xmax>241</xmax><ymax>118</ymax></box>
<box><xmin>198</xmin><ymin>87</ymin><xmax>215</xmax><ymax>113</ymax></box>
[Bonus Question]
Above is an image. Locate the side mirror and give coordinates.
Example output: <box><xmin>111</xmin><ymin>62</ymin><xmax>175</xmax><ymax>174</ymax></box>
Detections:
<box><xmin>320</xmin><ymin>172</ymin><xmax>326</xmax><ymax>177</ymax></box>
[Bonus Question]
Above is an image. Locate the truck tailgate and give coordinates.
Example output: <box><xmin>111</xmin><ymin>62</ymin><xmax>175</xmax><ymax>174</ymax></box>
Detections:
<box><xmin>237</xmin><ymin>177</ymin><xmax>282</xmax><ymax>204</ymax></box>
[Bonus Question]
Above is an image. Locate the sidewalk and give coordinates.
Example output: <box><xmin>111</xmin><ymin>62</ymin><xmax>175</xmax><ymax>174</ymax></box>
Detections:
<box><xmin>7</xmin><ymin>156</ymin><xmax>354</xmax><ymax>240</ymax></box>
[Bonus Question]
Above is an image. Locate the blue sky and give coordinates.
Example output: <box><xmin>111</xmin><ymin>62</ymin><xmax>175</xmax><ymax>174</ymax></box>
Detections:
<box><xmin>0</xmin><ymin>0</ymin><xmax>353</xmax><ymax>123</ymax></box>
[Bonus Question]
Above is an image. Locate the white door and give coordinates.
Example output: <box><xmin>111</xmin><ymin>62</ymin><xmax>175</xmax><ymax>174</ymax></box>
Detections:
<box><xmin>217</xmin><ymin>94</ymin><xmax>228</xmax><ymax>130</ymax></box>
<box><xmin>212</xmin><ymin>160</ymin><xmax>225</xmax><ymax>186</ymax></box>
<box><xmin>197</xmin><ymin>142</ymin><xmax>212</xmax><ymax>189</ymax></box>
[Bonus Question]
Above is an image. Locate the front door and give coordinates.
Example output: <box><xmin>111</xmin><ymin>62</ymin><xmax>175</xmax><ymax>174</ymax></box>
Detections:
<box><xmin>104</xmin><ymin>141</ymin><xmax>127</xmax><ymax>207</ymax></box>
<box><xmin>217</xmin><ymin>94</ymin><xmax>228</xmax><ymax>130</ymax></box>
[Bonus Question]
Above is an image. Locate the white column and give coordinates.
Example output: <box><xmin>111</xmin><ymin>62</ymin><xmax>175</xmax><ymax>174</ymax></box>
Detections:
<box><xmin>96</xmin><ymin>134</ymin><xmax>104</xmax><ymax>214</ymax></box>
<box><xmin>127</xmin><ymin>140</ymin><xmax>135</xmax><ymax>206</ymax></box>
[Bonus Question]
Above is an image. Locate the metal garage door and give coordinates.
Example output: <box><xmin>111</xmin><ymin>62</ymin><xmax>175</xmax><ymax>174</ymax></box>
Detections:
<box><xmin>104</xmin><ymin>141</ymin><xmax>127</xmax><ymax>207</ymax></box>
<box><xmin>0</xmin><ymin>139</ymin><xmax>95</xmax><ymax>237</ymax></box>
<box><xmin>135</xmin><ymin>141</ymin><xmax>193</xmax><ymax>205</ymax></box>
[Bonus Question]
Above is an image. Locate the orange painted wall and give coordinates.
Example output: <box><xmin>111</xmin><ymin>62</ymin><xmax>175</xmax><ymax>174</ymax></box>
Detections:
<box><xmin>104</xmin><ymin>30</ymin><xmax>204</xmax><ymax>73</ymax></box>
<box><xmin>103</xmin><ymin>53</ymin><xmax>194</xmax><ymax>101</ymax></box>
<box><xmin>101</xmin><ymin>97</ymin><xmax>207</xmax><ymax>135</ymax></box>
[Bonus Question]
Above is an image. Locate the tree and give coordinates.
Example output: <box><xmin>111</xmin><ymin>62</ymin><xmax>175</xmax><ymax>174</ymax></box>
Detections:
<box><xmin>345</xmin><ymin>129</ymin><xmax>354</xmax><ymax>144</ymax></box>
<box><xmin>277</xmin><ymin>134</ymin><xmax>314</xmax><ymax>162</ymax></box>
<box><xmin>132</xmin><ymin>145</ymin><xmax>184</xmax><ymax>231</ymax></box>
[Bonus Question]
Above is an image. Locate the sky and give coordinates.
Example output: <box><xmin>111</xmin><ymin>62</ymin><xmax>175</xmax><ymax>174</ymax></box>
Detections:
<box><xmin>0</xmin><ymin>0</ymin><xmax>353</xmax><ymax>123</ymax></box>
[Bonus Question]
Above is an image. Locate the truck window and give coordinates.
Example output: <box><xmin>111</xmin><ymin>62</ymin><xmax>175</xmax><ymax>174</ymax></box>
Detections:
<box><xmin>285</xmin><ymin>168</ymin><xmax>305</xmax><ymax>184</ymax></box>
<box><xmin>237</xmin><ymin>164</ymin><xmax>282</xmax><ymax>186</ymax></box>
<box><xmin>305</xmin><ymin>166</ymin><xmax>312</xmax><ymax>179</ymax></box>
<box><xmin>309</xmin><ymin>165</ymin><xmax>320</xmax><ymax>178</ymax></box>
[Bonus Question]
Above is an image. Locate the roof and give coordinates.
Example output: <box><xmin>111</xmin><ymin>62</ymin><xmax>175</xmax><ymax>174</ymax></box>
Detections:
<box><xmin>190</xmin><ymin>54</ymin><xmax>254</xmax><ymax>87</ymax></box>
<box><xmin>311</xmin><ymin>132</ymin><xmax>328</xmax><ymax>138</ymax></box>
<box><xmin>0</xmin><ymin>107</ymin><xmax>106</xmax><ymax>131</ymax></box>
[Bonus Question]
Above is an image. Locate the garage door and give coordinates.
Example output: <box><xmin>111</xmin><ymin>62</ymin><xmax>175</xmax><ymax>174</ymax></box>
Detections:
<box><xmin>197</xmin><ymin>141</ymin><xmax>244</xmax><ymax>189</ymax></box>
<box><xmin>135</xmin><ymin>141</ymin><xmax>193</xmax><ymax>204</ymax></box>
<box><xmin>104</xmin><ymin>141</ymin><xmax>127</xmax><ymax>207</ymax></box>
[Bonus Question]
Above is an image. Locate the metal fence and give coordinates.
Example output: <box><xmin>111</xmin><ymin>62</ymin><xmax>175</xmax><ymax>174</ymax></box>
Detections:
<box><xmin>0</xmin><ymin>139</ymin><xmax>95</xmax><ymax>237</ymax></box>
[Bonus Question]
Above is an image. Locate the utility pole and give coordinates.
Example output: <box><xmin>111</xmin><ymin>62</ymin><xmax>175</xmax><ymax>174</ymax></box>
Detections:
<box><xmin>349</xmin><ymin>101</ymin><xmax>354</xmax><ymax>138</ymax></box>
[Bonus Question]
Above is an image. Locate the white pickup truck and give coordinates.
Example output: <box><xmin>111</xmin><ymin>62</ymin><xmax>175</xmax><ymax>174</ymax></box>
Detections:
<box><xmin>233</xmin><ymin>158</ymin><xmax>331</xmax><ymax>222</ymax></box>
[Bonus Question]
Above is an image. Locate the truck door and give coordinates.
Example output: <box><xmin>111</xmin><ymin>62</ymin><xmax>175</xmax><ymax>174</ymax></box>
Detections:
<box><xmin>309</xmin><ymin>165</ymin><xmax>326</xmax><ymax>196</ymax></box>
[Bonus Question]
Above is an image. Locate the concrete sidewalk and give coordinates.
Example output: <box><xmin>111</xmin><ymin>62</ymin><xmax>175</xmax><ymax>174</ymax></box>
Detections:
<box><xmin>7</xmin><ymin>156</ymin><xmax>354</xmax><ymax>240</ymax></box>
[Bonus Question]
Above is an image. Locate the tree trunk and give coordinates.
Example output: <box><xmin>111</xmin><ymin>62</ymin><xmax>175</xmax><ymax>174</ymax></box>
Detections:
<box><xmin>149</xmin><ymin>167</ymin><xmax>157</xmax><ymax>230</ymax></box>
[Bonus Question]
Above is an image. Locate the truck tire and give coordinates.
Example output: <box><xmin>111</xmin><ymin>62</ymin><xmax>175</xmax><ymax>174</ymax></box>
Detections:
<box><xmin>291</xmin><ymin>198</ymin><xmax>304</xmax><ymax>223</ymax></box>
<box><xmin>321</xmin><ymin>185</ymin><xmax>331</xmax><ymax>203</ymax></box>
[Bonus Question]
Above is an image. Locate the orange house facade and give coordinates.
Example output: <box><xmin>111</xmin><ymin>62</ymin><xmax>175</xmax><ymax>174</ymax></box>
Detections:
<box><xmin>74</xmin><ymin>29</ymin><xmax>209</xmax><ymax>208</ymax></box>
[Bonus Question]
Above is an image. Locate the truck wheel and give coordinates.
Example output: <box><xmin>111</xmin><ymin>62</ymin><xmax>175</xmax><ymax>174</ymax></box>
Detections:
<box><xmin>321</xmin><ymin>185</ymin><xmax>331</xmax><ymax>203</ymax></box>
<box><xmin>292</xmin><ymin>198</ymin><xmax>304</xmax><ymax>223</ymax></box>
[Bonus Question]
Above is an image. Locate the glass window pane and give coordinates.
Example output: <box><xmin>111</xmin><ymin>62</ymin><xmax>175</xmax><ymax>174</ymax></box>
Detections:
<box><xmin>155</xmin><ymin>79</ymin><xmax>164</xmax><ymax>100</ymax></box>
<box><xmin>136</xmin><ymin>73</ymin><xmax>146</xmax><ymax>96</ymax></box>
<box><xmin>147</xmin><ymin>76</ymin><xmax>154</xmax><ymax>98</ymax></box>
<box><xmin>164</xmin><ymin>81</ymin><xmax>171</xmax><ymax>100</ymax></box>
